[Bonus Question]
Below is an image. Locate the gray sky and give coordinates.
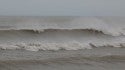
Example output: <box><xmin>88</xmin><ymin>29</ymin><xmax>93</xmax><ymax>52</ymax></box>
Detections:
<box><xmin>0</xmin><ymin>0</ymin><xmax>125</xmax><ymax>16</ymax></box>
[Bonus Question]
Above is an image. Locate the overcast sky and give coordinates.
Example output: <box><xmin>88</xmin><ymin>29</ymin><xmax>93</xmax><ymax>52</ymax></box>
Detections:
<box><xmin>0</xmin><ymin>0</ymin><xmax>124</xmax><ymax>16</ymax></box>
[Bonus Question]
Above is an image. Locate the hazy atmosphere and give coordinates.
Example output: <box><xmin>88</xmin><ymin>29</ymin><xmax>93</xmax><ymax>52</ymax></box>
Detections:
<box><xmin>0</xmin><ymin>0</ymin><xmax>125</xmax><ymax>16</ymax></box>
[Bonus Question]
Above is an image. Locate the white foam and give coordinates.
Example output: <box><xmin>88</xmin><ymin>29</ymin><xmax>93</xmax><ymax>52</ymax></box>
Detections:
<box><xmin>0</xmin><ymin>42</ymin><xmax>125</xmax><ymax>51</ymax></box>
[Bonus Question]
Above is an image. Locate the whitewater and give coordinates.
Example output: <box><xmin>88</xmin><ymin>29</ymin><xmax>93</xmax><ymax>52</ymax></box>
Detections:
<box><xmin>0</xmin><ymin>16</ymin><xmax>125</xmax><ymax>51</ymax></box>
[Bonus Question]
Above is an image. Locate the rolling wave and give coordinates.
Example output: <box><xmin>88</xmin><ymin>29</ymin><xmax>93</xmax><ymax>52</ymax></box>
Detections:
<box><xmin>0</xmin><ymin>16</ymin><xmax>125</xmax><ymax>51</ymax></box>
<box><xmin>0</xmin><ymin>16</ymin><xmax>125</xmax><ymax>36</ymax></box>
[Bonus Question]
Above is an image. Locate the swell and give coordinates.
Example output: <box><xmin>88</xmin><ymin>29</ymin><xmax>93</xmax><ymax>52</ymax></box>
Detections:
<box><xmin>0</xmin><ymin>30</ymin><xmax>125</xmax><ymax>51</ymax></box>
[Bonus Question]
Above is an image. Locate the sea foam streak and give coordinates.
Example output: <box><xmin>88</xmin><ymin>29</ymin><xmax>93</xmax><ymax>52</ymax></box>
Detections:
<box><xmin>0</xmin><ymin>16</ymin><xmax>125</xmax><ymax>51</ymax></box>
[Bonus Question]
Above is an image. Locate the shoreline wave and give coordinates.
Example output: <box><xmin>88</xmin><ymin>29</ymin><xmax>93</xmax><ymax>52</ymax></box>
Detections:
<box><xmin>0</xmin><ymin>17</ymin><xmax>125</xmax><ymax>51</ymax></box>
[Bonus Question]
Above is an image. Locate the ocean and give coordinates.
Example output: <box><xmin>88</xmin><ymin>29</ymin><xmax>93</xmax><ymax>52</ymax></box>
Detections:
<box><xmin>0</xmin><ymin>16</ymin><xmax>125</xmax><ymax>70</ymax></box>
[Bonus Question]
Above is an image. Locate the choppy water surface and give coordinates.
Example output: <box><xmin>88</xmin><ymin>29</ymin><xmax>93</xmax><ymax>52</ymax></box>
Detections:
<box><xmin>0</xmin><ymin>48</ymin><xmax>125</xmax><ymax>70</ymax></box>
<box><xmin>0</xmin><ymin>16</ymin><xmax>125</xmax><ymax>70</ymax></box>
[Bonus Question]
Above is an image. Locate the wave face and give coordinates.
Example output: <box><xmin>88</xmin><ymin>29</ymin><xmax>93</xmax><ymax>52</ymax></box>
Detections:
<box><xmin>0</xmin><ymin>16</ymin><xmax>125</xmax><ymax>51</ymax></box>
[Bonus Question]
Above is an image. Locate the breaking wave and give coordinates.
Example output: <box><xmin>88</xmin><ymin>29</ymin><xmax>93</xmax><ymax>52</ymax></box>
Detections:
<box><xmin>0</xmin><ymin>16</ymin><xmax>125</xmax><ymax>51</ymax></box>
<box><xmin>0</xmin><ymin>30</ymin><xmax>124</xmax><ymax>51</ymax></box>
